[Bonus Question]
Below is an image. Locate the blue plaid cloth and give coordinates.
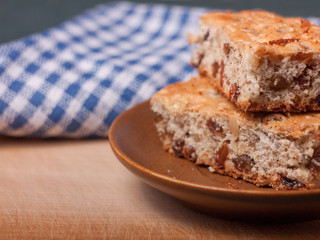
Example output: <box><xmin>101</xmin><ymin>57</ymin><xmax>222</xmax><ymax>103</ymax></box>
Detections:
<box><xmin>0</xmin><ymin>2</ymin><xmax>206</xmax><ymax>138</ymax></box>
<box><xmin>0</xmin><ymin>2</ymin><xmax>319</xmax><ymax>138</ymax></box>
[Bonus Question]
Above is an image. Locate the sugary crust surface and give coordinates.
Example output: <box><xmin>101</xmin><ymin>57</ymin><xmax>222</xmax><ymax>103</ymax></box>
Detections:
<box><xmin>189</xmin><ymin>10</ymin><xmax>320</xmax><ymax>113</ymax></box>
<box><xmin>199</xmin><ymin>10</ymin><xmax>320</xmax><ymax>58</ymax></box>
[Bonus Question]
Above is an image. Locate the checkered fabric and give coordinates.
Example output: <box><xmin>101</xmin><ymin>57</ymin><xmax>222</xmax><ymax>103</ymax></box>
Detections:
<box><xmin>0</xmin><ymin>3</ymin><xmax>319</xmax><ymax>138</ymax></box>
<box><xmin>0</xmin><ymin>2</ymin><xmax>207</xmax><ymax>138</ymax></box>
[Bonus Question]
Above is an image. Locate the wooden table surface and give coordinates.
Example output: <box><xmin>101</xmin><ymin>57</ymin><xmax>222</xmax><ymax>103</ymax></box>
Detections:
<box><xmin>0</xmin><ymin>137</ymin><xmax>320</xmax><ymax>239</ymax></box>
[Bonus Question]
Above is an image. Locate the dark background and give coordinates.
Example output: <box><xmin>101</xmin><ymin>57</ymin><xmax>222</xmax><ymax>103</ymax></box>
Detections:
<box><xmin>1</xmin><ymin>0</ymin><xmax>320</xmax><ymax>44</ymax></box>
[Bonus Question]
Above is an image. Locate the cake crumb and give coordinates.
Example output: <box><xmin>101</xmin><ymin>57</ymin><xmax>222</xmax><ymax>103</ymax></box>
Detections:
<box><xmin>228</xmin><ymin>183</ymin><xmax>239</xmax><ymax>189</ymax></box>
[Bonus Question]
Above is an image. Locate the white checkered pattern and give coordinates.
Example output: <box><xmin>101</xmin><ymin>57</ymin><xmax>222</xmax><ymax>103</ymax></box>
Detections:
<box><xmin>0</xmin><ymin>2</ymin><xmax>207</xmax><ymax>137</ymax></box>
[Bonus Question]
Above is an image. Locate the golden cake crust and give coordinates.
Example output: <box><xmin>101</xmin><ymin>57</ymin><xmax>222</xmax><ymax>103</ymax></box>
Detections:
<box><xmin>199</xmin><ymin>10</ymin><xmax>320</xmax><ymax>59</ymax></box>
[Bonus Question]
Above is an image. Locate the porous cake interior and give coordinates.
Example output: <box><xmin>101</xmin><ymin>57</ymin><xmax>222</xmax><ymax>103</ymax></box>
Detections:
<box><xmin>191</xmin><ymin>24</ymin><xmax>320</xmax><ymax>112</ymax></box>
<box><xmin>151</xmin><ymin>79</ymin><xmax>320</xmax><ymax>189</ymax></box>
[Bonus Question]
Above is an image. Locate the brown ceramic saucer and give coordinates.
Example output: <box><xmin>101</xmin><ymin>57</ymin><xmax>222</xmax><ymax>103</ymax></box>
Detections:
<box><xmin>109</xmin><ymin>101</ymin><xmax>320</xmax><ymax>222</ymax></box>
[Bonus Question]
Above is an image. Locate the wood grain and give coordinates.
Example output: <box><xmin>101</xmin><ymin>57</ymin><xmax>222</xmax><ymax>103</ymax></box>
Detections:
<box><xmin>0</xmin><ymin>137</ymin><xmax>319</xmax><ymax>239</ymax></box>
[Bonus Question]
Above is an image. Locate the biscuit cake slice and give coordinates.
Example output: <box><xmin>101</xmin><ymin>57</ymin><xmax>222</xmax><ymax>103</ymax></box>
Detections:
<box><xmin>151</xmin><ymin>76</ymin><xmax>320</xmax><ymax>190</ymax></box>
<box><xmin>189</xmin><ymin>10</ymin><xmax>320</xmax><ymax>112</ymax></box>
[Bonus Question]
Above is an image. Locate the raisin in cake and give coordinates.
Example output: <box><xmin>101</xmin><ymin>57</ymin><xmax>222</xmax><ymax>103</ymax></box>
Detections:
<box><xmin>151</xmin><ymin>76</ymin><xmax>320</xmax><ymax>190</ymax></box>
<box><xmin>189</xmin><ymin>10</ymin><xmax>320</xmax><ymax>112</ymax></box>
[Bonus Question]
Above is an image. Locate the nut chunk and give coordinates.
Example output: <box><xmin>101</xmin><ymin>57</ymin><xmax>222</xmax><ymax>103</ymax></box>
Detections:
<box><xmin>189</xmin><ymin>10</ymin><xmax>320</xmax><ymax>112</ymax></box>
<box><xmin>151</xmin><ymin>76</ymin><xmax>320</xmax><ymax>190</ymax></box>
